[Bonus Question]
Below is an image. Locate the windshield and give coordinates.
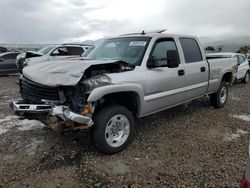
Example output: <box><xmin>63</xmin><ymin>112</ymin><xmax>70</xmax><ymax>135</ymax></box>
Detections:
<box><xmin>37</xmin><ymin>45</ymin><xmax>55</xmax><ymax>54</ymax></box>
<box><xmin>87</xmin><ymin>37</ymin><xmax>151</xmax><ymax>66</ymax></box>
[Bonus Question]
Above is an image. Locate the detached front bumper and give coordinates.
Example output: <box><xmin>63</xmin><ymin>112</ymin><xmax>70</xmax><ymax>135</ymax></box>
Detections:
<box><xmin>10</xmin><ymin>101</ymin><xmax>94</xmax><ymax>127</ymax></box>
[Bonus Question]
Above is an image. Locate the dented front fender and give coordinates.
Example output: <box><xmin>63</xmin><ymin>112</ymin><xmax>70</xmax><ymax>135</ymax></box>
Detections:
<box><xmin>87</xmin><ymin>83</ymin><xmax>144</xmax><ymax>115</ymax></box>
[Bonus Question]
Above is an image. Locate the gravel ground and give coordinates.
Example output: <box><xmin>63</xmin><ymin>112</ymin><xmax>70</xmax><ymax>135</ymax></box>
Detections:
<box><xmin>0</xmin><ymin>75</ymin><xmax>250</xmax><ymax>187</ymax></box>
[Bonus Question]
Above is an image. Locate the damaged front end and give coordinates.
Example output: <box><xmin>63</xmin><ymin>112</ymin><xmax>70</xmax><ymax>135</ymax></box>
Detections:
<box><xmin>10</xmin><ymin>60</ymin><xmax>131</xmax><ymax>131</ymax></box>
<box><xmin>10</xmin><ymin>76</ymin><xmax>94</xmax><ymax>131</ymax></box>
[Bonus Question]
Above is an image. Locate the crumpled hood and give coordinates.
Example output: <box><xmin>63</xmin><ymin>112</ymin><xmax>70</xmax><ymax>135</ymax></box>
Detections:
<box><xmin>17</xmin><ymin>51</ymin><xmax>43</xmax><ymax>60</ymax></box>
<box><xmin>23</xmin><ymin>59</ymin><xmax>121</xmax><ymax>87</ymax></box>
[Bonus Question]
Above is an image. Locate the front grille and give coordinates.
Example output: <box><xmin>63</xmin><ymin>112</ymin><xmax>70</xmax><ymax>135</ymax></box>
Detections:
<box><xmin>20</xmin><ymin>77</ymin><xmax>60</xmax><ymax>102</ymax></box>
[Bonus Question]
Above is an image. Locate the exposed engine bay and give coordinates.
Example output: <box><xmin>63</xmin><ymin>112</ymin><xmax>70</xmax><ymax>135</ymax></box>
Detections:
<box><xmin>62</xmin><ymin>61</ymin><xmax>133</xmax><ymax>113</ymax></box>
<box><xmin>83</xmin><ymin>61</ymin><xmax>132</xmax><ymax>78</ymax></box>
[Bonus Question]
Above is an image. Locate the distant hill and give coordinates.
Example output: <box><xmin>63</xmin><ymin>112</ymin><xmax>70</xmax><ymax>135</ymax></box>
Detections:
<box><xmin>199</xmin><ymin>36</ymin><xmax>250</xmax><ymax>52</ymax></box>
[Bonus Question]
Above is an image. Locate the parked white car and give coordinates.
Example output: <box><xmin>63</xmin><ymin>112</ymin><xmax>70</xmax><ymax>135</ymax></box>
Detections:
<box><xmin>16</xmin><ymin>44</ymin><xmax>93</xmax><ymax>72</ymax></box>
<box><xmin>246</xmin><ymin>53</ymin><xmax>250</xmax><ymax>62</ymax></box>
<box><xmin>207</xmin><ymin>53</ymin><xmax>250</xmax><ymax>83</ymax></box>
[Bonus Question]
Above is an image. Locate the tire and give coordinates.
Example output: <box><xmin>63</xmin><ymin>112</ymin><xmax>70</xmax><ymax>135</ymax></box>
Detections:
<box><xmin>233</xmin><ymin>78</ymin><xmax>237</xmax><ymax>85</ymax></box>
<box><xmin>91</xmin><ymin>105</ymin><xmax>135</xmax><ymax>154</ymax></box>
<box><xmin>242</xmin><ymin>72</ymin><xmax>249</xmax><ymax>83</ymax></box>
<box><xmin>210</xmin><ymin>81</ymin><xmax>228</xmax><ymax>109</ymax></box>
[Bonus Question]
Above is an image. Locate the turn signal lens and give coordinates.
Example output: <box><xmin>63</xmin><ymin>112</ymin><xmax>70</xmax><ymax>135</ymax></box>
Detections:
<box><xmin>82</xmin><ymin>105</ymin><xmax>91</xmax><ymax>115</ymax></box>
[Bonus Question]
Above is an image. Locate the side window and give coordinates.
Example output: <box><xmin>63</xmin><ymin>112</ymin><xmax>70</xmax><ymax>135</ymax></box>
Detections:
<box><xmin>68</xmin><ymin>47</ymin><xmax>84</xmax><ymax>56</ymax></box>
<box><xmin>3</xmin><ymin>53</ymin><xmax>18</xmax><ymax>60</ymax></box>
<box><xmin>237</xmin><ymin>55</ymin><xmax>245</xmax><ymax>64</ymax></box>
<box><xmin>151</xmin><ymin>39</ymin><xmax>178</xmax><ymax>66</ymax></box>
<box><xmin>51</xmin><ymin>47</ymin><xmax>69</xmax><ymax>56</ymax></box>
<box><xmin>179</xmin><ymin>38</ymin><xmax>203</xmax><ymax>63</ymax></box>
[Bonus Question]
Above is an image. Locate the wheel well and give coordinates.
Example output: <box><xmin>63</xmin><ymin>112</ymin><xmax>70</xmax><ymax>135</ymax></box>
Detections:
<box><xmin>95</xmin><ymin>92</ymin><xmax>140</xmax><ymax>117</ymax></box>
<box><xmin>222</xmin><ymin>72</ymin><xmax>233</xmax><ymax>84</ymax></box>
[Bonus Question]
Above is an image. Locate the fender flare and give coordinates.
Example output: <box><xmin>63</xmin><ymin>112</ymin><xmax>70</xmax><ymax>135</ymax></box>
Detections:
<box><xmin>87</xmin><ymin>83</ymin><xmax>145</xmax><ymax>115</ymax></box>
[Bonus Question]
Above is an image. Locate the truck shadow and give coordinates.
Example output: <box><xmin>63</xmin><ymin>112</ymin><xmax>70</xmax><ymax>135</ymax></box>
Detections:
<box><xmin>52</xmin><ymin>96</ymin><xmax>210</xmax><ymax>151</ymax></box>
<box><xmin>33</xmin><ymin>97</ymin><xmax>212</xmax><ymax>172</ymax></box>
<box><xmin>136</xmin><ymin>97</ymin><xmax>211</xmax><ymax>133</ymax></box>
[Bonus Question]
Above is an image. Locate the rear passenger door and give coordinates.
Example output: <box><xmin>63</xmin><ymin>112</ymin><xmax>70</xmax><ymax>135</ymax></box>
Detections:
<box><xmin>179</xmin><ymin>38</ymin><xmax>209</xmax><ymax>99</ymax></box>
<box><xmin>236</xmin><ymin>55</ymin><xmax>248</xmax><ymax>79</ymax></box>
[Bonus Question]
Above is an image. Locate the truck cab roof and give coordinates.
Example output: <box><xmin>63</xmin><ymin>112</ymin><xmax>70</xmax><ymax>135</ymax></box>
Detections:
<box><xmin>109</xmin><ymin>32</ymin><xmax>198</xmax><ymax>40</ymax></box>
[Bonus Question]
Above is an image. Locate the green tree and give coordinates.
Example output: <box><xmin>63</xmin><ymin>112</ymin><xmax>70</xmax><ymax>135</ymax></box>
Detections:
<box><xmin>236</xmin><ymin>46</ymin><xmax>250</xmax><ymax>54</ymax></box>
<box><xmin>217</xmin><ymin>46</ymin><xmax>223</xmax><ymax>52</ymax></box>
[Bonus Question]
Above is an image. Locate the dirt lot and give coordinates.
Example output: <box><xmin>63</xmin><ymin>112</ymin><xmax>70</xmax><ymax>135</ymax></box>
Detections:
<box><xmin>0</xmin><ymin>75</ymin><xmax>250</xmax><ymax>187</ymax></box>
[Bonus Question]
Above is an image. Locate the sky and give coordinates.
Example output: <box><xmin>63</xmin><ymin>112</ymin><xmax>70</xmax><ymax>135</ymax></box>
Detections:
<box><xmin>0</xmin><ymin>0</ymin><xmax>249</xmax><ymax>44</ymax></box>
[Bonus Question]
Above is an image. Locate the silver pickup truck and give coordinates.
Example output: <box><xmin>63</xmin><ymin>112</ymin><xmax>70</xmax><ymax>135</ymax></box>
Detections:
<box><xmin>10</xmin><ymin>32</ymin><xmax>237</xmax><ymax>154</ymax></box>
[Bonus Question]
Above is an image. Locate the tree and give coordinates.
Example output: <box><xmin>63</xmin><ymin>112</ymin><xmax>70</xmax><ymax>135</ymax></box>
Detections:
<box><xmin>236</xmin><ymin>46</ymin><xmax>250</xmax><ymax>54</ymax></box>
<box><xmin>217</xmin><ymin>46</ymin><xmax>223</xmax><ymax>52</ymax></box>
<box><xmin>205</xmin><ymin>46</ymin><xmax>216</xmax><ymax>51</ymax></box>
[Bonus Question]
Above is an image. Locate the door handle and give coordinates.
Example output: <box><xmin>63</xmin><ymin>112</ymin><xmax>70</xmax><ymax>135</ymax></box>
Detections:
<box><xmin>178</xmin><ymin>69</ymin><xmax>185</xmax><ymax>76</ymax></box>
<box><xmin>201</xmin><ymin>67</ymin><xmax>206</xmax><ymax>72</ymax></box>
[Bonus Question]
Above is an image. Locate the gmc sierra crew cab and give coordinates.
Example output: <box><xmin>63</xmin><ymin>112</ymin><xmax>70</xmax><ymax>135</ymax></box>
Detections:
<box><xmin>10</xmin><ymin>31</ymin><xmax>237</xmax><ymax>154</ymax></box>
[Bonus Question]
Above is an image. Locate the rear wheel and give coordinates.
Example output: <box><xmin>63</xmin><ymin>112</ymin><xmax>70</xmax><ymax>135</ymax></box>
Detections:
<box><xmin>91</xmin><ymin>105</ymin><xmax>135</xmax><ymax>154</ymax></box>
<box><xmin>210</xmin><ymin>81</ymin><xmax>228</xmax><ymax>108</ymax></box>
<box><xmin>242</xmin><ymin>72</ymin><xmax>249</xmax><ymax>83</ymax></box>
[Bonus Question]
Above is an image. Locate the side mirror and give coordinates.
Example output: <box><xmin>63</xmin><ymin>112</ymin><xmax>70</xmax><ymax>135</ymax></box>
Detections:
<box><xmin>147</xmin><ymin>56</ymin><xmax>157</xmax><ymax>68</ymax></box>
<box><xmin>167</xmin><ymin>50</ymin><xmax>179</xmax><ymax>68</ymax></box>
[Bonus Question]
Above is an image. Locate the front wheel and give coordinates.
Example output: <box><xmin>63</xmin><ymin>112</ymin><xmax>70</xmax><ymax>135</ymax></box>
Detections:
<box><xmin>91</xmin><ymin>105</ymin><xmax>135</xmax><ymax>154</ymax></box>
<box><xmin>210</xmin><ymin>81</ymin><xmax>228</xmax><ymax>109</ymax></box>
<box><xmin>242</xmin><ymin>72</ymin><xmax>249</xmax><ymax>83</ymax></box>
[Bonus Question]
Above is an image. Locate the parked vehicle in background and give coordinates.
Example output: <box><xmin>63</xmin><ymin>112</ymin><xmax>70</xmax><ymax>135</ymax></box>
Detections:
<box><xmin>0</xmin><ymin>52</ymin><xmax>20</xmax><ymax>75</ymax></box>
<box><xmin>10</xmin><ymin>31</ymin><xmax>237</xmax><ymax>154</ymax></box>
<box><xmin>0</xmin><ymin>47</ymin><xmax>8</xmax><ymax>53</ymax></box>
<box><xmin>207</xmin><ymin>53</ymin><xmax>250</xmax><ymax>83</ymax></box>
<box><xmin>246</xmin><ymin>54</ymin><xmax>250</xmax><ymax>63</ymax></box>
<box><xmin>16</xmin><ymin>44</ymin><xmax>92</xmax><ymax>72</ymax></box>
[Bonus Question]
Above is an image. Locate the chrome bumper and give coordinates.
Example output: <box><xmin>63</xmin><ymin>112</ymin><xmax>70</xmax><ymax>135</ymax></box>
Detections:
<box><xmin>10</xmin><ymin>101</ymin><xmax>94</xmax><ymax>127</ymax></box>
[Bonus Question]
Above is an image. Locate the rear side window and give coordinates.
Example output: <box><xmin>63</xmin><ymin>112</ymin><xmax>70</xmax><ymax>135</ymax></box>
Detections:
<box><xmin>68</xmin><ymin>47</ymin><xmax>84</xmax><ymax>56</ymax></box>
<box><xmin>179</xmin><ymin>38</ymin><xmax>203</xmax><ymax>63</ymax></box>
<box><xmin>237</xmin><ymin>55</ymin><xmax>245</xmax><ymax>64</ymax></box>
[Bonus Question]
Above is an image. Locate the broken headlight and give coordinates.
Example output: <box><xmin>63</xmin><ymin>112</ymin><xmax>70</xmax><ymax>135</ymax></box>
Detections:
<box><xmin>83</xmin><ymin>75</ymin><xmax>112</xmax><ymax>93</ymax></box>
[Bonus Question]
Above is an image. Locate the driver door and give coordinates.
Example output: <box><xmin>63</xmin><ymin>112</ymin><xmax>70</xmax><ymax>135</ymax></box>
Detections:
<box><xmin>144</xmin><ymin>38</ymin><xmax>187</xmax><ymax>115</ymax></box>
